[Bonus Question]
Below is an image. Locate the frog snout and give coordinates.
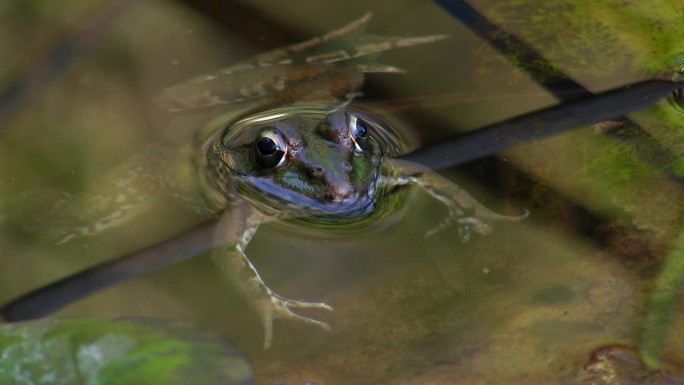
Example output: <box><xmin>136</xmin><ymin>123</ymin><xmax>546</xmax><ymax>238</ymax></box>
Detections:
<box><xmin>309</xmin><ymin>167</ymin><xmax>354</xmax><ymax>201</ymax></box>
<box><xmin>326</xmin><ymin>181</ymin><xmax>355</xmax><ymax>201</ymax></box>
<box><xmin>298</xmin><ymin>147</ymin><xmax>357</xmax><ymax>202</ymax></box>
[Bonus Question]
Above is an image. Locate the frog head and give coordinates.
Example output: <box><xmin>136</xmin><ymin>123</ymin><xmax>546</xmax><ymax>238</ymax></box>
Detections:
<box><xmin>209</xmin><ymin>105</ymin><xmax>384</xmax><ymax>222</ymax></box>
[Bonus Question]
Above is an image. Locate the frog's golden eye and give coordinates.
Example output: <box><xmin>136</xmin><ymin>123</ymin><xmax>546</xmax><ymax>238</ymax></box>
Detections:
<box><xmin>253</xmin><ymin>128</ymin><xmax>288</xmax><ymax>168</ymax></box>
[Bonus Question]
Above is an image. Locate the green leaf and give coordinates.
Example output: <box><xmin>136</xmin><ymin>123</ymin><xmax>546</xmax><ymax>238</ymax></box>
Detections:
<box><xmin>0</xmin><ymin>318</ymin><xmax>254</xmax><ymax>385</ymax></box>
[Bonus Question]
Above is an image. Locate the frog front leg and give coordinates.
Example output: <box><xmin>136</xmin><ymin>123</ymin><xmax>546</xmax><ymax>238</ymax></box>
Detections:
<box><xmin>381</xmin><ymin>158</ymin><xmax>527</xmax><ymax>241</ymax></box>
<box><xmin>212</xmin><ymin>198</ymin><xmax>333</xmax><ymax>349</ymax></box>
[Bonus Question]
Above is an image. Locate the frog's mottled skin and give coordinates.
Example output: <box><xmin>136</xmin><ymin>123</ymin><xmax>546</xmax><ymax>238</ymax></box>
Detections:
<box><xmin>5</xmin><ymin>14</ymin><xmax>526</xmax><ymax>348</ymax></box>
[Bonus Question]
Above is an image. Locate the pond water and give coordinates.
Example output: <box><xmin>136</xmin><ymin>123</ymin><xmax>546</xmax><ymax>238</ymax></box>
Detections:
<box><xmin>1</xmin><ymin>1</ymin><xmax>683</xmax><ymax>384</ymax></box>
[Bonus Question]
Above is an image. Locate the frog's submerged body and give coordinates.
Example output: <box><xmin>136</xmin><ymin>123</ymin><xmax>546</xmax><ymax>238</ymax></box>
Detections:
<box><xmin>4</xmin><ymin>14</ymin><xmax>526</xmax><ymax>348</ymax></box>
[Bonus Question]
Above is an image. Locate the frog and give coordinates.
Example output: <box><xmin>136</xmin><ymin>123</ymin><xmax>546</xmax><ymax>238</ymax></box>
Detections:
<box><xmin>201</xmin><ymin>105</ymin><xmax>526</xmax><ymax>348</ymax></box>
<box><xmin>166</xmin><ymin>13</ymin><xmax>527</xmax><ymax>348</ymax></box>
<box><xmin>2</xmin><ymin>13</ymin><xmax>526</xmax><ymax>349</ymax></box>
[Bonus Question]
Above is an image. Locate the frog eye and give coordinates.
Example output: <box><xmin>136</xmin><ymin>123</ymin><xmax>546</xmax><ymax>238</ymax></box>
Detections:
<box><xmin>347</xmin><ymin>114</ymin><xmax>369</xmax><ymax>151</ymax></box>
<box><xmin>253</xmin><ymin>129</ymin><xmax>288</xmax><ymax>168</ymax></box>
<box><xmin>348</xmin><ymin>114</ymin><xmax>368</xmax><ymax>139</ymax></box>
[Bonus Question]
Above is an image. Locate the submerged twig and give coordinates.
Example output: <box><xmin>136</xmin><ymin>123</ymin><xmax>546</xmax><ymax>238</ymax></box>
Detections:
<box><xmin>399</xmin><ymin>80</ymin><xmax>683</xmax><ymax>171</ymax></box>
<box><xmin>0</xmin><ymin>220</ymin><xmax>217</xmax><ymax>321</ymax></box>
<box><xmin>435</xmin><ymin>0</ymin><xmax>590</xmax><ymax>102</ymax></box>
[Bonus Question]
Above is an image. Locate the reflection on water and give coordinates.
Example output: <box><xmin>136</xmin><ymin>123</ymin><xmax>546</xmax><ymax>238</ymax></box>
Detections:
<box><xmin>1</xmin><ymin>0</ymin><xmax>684</xmax><ymax>384</ymax></box>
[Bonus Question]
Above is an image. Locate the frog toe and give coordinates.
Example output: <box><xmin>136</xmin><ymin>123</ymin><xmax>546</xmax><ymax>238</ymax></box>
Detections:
<box><xmin>456</xmin><ymin>216</ymin><xmax>492</xmax><ymax>236</ymax></box>
<box><xmin>425</xmin><ymin>211</ymin><xmax>491</xmax><ymax>240</ymax></box>
<box><xmin>259</xmin><ymin>293</ymin><xmax>333</xmax><ymax>349</ymax></box>
<box><xmin>274</xmin><ymin>294</ymin><xmax>334</xmax><ymax>312</ymax></box>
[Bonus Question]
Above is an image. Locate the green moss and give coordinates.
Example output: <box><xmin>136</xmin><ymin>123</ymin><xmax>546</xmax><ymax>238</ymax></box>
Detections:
<box><xmin>673</xmin><ymin>158</ymin><xmax>684</xmax><ymax>177</ymax></box>
<box><xmin>579</xmin><ymin>132</ymin><xmax>655</xmax><ymax>186</ymax></box>
<box><xmin>484</xmin><ymin>0</ymin><xmax>684</xmax><ymax>77</ymax></box>
<box><xmin>640</xmin><ymin>227</ymin><xmax>684</xmax><ymax>369</ymax></box>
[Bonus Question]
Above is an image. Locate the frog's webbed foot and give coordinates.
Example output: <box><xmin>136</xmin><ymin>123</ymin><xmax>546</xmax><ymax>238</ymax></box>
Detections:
<box><xmin>425</xmin><ymin>207</ymin><xmax>528</xmax><ymax>241</ymax></box>
<box><xmin>424</xmin><ymin>209</ymin><xmax>492</xmax><ymax>242</ymax></box>
<box><xmin>213</xmin><ymin>205</ymin><xmax>334</xmax><ymax>349</ymax></box>
<box><xmin>382</xmin><ymin>158</ymin><xmax>527</xmax><ymax>241</ymax></box>
<box><xmin>155</xmin><ymin>13</ymin><xmax>447</xmax><ymax>111</ymax></box>
<box><xmin>258</xmin><ymin>292</ymin><xmax>333</xmax><ymax>349</ymax></box>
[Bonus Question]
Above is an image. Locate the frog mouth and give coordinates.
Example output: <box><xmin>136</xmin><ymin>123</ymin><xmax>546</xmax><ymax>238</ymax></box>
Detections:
<box><xmin>238</xmin><ymin>175</ymin><xmax>376</xmax><ymax>220</ymax></box>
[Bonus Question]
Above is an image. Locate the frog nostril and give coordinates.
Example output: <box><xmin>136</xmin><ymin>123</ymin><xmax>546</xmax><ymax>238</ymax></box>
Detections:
<box><xmin>311</xmin><ymin>167</ymin><xmax>324</xmax><ymax>178</ymax></box>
